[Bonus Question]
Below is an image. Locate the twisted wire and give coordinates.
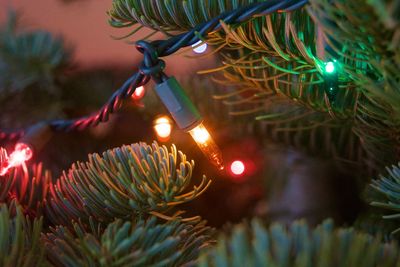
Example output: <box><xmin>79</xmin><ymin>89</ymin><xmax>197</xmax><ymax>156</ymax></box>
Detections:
<box><xmin>0</xmin><ymin>0</ymin><xmax>307</xmax><ymax>141</ymax></box>
<box><xmin>108</xmin><ymin>0</ymin><xmax>399</xmax><ymax>170</ymax></box>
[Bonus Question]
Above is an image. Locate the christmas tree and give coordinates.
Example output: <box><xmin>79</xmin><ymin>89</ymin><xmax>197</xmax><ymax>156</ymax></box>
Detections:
<box><xmin>0</xmin><ymin>0</ymin><xmax>400</xmax><ymax>266</ymax></box>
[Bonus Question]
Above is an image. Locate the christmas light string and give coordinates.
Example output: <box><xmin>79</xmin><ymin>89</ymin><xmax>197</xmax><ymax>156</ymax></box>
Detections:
<box><xmin>0</xmin><ymin>0</ymin><xmax>308</xmax><ymax>173</ymax></box>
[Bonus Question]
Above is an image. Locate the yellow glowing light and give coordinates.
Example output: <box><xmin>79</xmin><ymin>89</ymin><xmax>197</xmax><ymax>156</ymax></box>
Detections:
<box><xmin>190</xmin><ymin>125</ymin><xmax>210</xmax><ymax>144</ymax></box>
<box><xmin>189</xmin><ymin>123</ymin><xmax>224</xmax><ymax>170</ymax></box>
<box><xmin>154</xmin><ymin>116</ymin><xmax>173</xmax><ymax>141</ymax></box>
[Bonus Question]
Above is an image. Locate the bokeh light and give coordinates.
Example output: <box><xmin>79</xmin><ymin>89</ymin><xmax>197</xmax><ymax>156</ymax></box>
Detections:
<box><xmin>230</xmin><ymin>160</ymin><xmax>245</xmax><ymax>176</ymax></box>
<box><xmin>153</xmin><ymin>116</ymin><xmax>173</xmax><ymax>141</ymax></box>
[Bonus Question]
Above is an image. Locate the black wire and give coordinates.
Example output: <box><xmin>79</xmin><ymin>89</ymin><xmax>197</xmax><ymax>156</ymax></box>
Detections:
<box><xmin>0</xmin><ymin>0</ymin><xmax>307</xmax><ymax>142</ymax></box>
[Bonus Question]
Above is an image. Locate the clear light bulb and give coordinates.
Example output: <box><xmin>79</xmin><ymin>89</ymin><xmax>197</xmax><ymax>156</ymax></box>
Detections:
<box><xmin>189</xmin><ymin>123</ymin><xmax>224</xmax><ymax>170</ymax></box>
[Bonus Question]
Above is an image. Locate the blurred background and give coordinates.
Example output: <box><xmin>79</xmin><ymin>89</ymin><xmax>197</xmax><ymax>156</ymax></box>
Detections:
<box><xmin>0</xmin><ymin>0</ymin><xmax>214</xmax><ymax>70</ymax></box>
<box><xmin>0</xmin><ymin>0</ymin><xmax>364</xmax><ymax>228</ymax></box>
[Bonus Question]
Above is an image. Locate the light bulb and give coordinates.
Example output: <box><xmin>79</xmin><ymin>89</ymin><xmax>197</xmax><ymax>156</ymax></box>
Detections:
<box><xmin>189</xmin><ymin>123</ymin><xmax>224</xmax><ymax>170</ymax></box>
<box><xmin>154</xmin><ymin>116</ymin><xmax>173</xmax><ymax>141</ymax></box>
<box><xmin>325</xmin><ymin>61</ymin><xmax>335</xmax><ymax>74</ymax></box>
<box><xmin>155</xmin><ymin>77</ymin><xmax>224</xmax><ymax>170</ymax></box>
<box><xmin>132</xmin><ymin>86</ymin><xmax>146</xmax><ymax>100</ymax></box>
<box><xmin>192</xmin><ymin>41</ymin><xmax>208</xmax><ymax>54</ymax></box>
<box><xmin>230</xmin><ymin>160</ymin><xmax>245</xmax><ymax>176</ymax></box>
<box><xmin>0</xmin><ymin>143</ymin><xmax>33</xmax><ymax>176</ymax></box>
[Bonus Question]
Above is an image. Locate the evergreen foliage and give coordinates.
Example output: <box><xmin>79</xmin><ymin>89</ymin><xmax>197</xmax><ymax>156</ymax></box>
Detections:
<box><xmin>8</xmin><ymin>163</ymin><xmax>51</xmax><ymax>218</ymax></box>
<box><xmin>0</xmin><ymin>12</ymin><xmax>70</xmax><ymax>93</ymax></box>
<box><xmin>370</xmin><ymin>162</ymin><xmax>400</xmax><ymax>234</ymax></box>
<box><xmin>198</xmin><ymin>219</ymin><xmax>400</xmax><ymax>267</ymax></box>
<box><xmin>109</xmin><ymin>0</ymin><xmax>259</xmax><ymax>32</ymax></box>
<box><xmin>109</xmin><ymin>0</ymin><xmax>400</xmax><ymax>172</ymax></box>
<box><xmin>0</xmin><ymin>202</ymin><xmax>46</xmax><ymax>267</ymax></box>
<box><xmin>0</xmin><ymin>0</ymin><xmax>399</xmax><ymax>266</ymax></box>
<box><xmin>45</xmin><ymin>142</ymin><xmax>211</xmax><ymax>226</ymax></box>
<box><xmin>0</xmin><ymin>12</ymin><xmax>71</xmax><ymax>133</ymax></box>
<box><xmin>44</xmin><ymin>217</ymin><xmax>212</xmax><ymax>267</ymax></box>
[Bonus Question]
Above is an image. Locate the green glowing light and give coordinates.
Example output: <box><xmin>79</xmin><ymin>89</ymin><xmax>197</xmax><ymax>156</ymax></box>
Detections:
<box><xmin>325</xmin><ymin>61</ymin><xmax>335</xmax><ymax>73</ymax></box>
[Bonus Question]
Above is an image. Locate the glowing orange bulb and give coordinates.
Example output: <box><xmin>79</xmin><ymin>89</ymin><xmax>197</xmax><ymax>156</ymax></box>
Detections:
<box><xmin>0</xmin><ymin>143</ymin><xmax>33</xmax><ymax>176</ymax></box>
<box><xmin>154</xmin><ymin>116</ymin><xmax>173</xmax><ymax>141</ymax></box>
<box><xmin>230</xmin><ymin>160</ymin><xmax>245</xmax><ymax>175</ymax></box>
<box><xmin>190</xmin><ymin>125</ymin><xmax>210</xmax><ymax>144</ymax></box>
<box><xmin>132</xmin><ymin>86</ymin><xmax>145</xmax><ymax>100</ymax></box>
<box><xmin>189</xmin><ymin>123</ymin><xmax>224</xmax><ymax>170</ymax></box>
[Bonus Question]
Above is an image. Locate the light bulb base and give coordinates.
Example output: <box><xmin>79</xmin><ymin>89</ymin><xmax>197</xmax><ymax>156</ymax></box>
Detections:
<box><xmin>323</xmin><ymin>61</ymin><xmax>339</xmax><ymax>102</ymax></box>
<box><xmin>155</xmin><ymin>77</ymin><xmax>224</xmax><ymax>170</ymax></box>
<box><xmin>155</xmin><ymin>77</ymin><xmax>202</xmax><ymax>131</ymax></box>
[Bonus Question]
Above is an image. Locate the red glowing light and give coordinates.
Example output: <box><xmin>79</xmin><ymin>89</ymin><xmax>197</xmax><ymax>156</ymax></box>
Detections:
<box><xmin>132</xmin><ymin>86</ymin><xmax>145</xmax><ymax>100</ymax></box>
<box><xmin>0</xmin><ymin>143</ymin><xmax>33</xmax><ymax>176</ymax></box>
<box><xmin>230</xmin><ymin>160</ymin><xmax>245</xmax><ymax>176</ymax></box>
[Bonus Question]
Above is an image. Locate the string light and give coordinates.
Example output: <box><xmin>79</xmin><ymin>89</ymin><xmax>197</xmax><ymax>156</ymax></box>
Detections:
<box><xmin>0</xmin><ymin>143</ymin><xmax>33</xmax><ymax>176</ymax></box>
<box><xmin>155</xmin><ymin>77</ymin><xmax>224</xmax><ymax>170</ymax></box>
<box><xmin>132</xmin><ymin>86</ymin><xmax>146</xmax><ymax>100</ymax></box>
<box><xmin>324</xmin><ymin>61</ymin><xmax>336</xmax><ymax>74</ymax></box>
<box><xmin>153</xmin><ymin>116</ymin><xmax>173</xmax><ymax>142</ymax></box>
<box><xmin>0</xmin><ymin>1</ymin><xmax>308</xmax><ymax>171</ymax></box>
<box><xmin>188</xmin><ymin>123</ymin><xmax>224</xmax><ymax>170</ymax></box>
<box><xmin>192</xmin><ymin>40</ymin><xmax>208</xmax><ymax>54</ymax></box>
<box><xmin>0</xmin><ymin>123</ymin><xmax>52</xmax><ymax>176</ymax></box>
<box><xmin>323</xmin><ymin>60</ymin><xmax>339</xmax><ymax>102</ymax></box>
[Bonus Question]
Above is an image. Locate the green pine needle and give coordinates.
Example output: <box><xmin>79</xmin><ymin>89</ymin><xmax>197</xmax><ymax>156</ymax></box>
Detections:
<box><xmin>45</xmin><ymin>142</ymin><xmax>211</xmax><ymax>226</ymax></box>
<box><xmin>0</xmin><ymin>202</ymin><xmax>46</xmax><ymax>267</ymax></box>
<box><xmin>370</xmin><ymin>162</ymin><xmax>400</xmax><ymax>234</ymax></box>
<box><xmin>108</xmin><ymin>0</ymin><xmax>260</xmax><ymax>32</ymax></box>
<box><xmin>0</xmin><ymin>11</ymin><xmax>71</xmax><ymax>93</ymax></box>
<box><xmin>198</xmin><ymin>219</ymin><xmax>400</xmax><ymax>266</ymax></box>
<box><xmin>44</xmin><ymin>216</ymin><xmax>212</xmax><ymax>267</ymax></box>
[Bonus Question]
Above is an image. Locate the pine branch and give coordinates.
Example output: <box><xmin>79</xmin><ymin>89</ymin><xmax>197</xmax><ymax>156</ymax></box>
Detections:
<box><xmin>308</xmin><ymin>0</ymin><xmax>400</xmax><ymax>166</ymax></box>
<box><xmin>0</xmin><ymin>12</ymin><xmax>72</xmax><ymax>131</ymax></box>
<box><xmin>44</xmin><ymin>216</ymin><xmax>212</xmax><ymax>267</ymax></box>
<box><xmin>257</xmin><ymin>99</ymin><xmax>369</xmax><ymax>172</ymax></box>
<box><xmin>0</xmin><ymin>202</ymin><xmax>46</xmax><ymax>267</ymax></box>
<box><xmin>370</xmin><ymin>162</ymin><xmax>400</xmax><ymax>234</ymax></box>
<box><xmin>0</xmin><ymin>11</ymin><xmax>71</xmax><ymax>93</ymax></box>
<box><xmin>367</xmin><ymin>0</ymin><xmax>400</xmax><ymax>31</ymax></box>
<box><xmin>212</xmin><ymin>46</ymin><xmax>355</xmax><ymax>119</ymax></box>
<box><xmin>199</xmin><ymin>219</ymin><xmax>400</xmax><ymax>266</ymax></box>
<box><xmin>45</xmin><ymin>142</ymin><xmax>211</xmax><ymax>226</ymax></box>
<box><xmin>108</xmin><ymin>0</ymin><xmax>259</xmax><ymax>32</ymax></box>
<box><xmin>8</xmin><ymin>163</ymin><xmax>51</xmax><ymax>218</ymax></box>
